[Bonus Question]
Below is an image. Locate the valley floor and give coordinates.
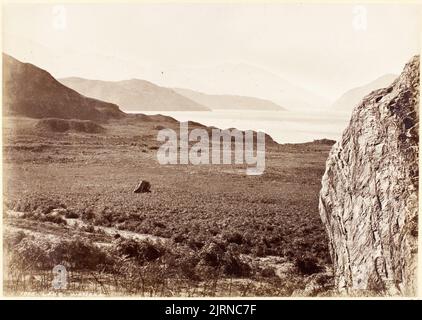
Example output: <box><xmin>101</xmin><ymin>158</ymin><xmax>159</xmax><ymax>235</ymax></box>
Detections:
<box><xmin>2</xmin><ymin>116</ymin><xmax>335</xmax><ymax>297</ymax></box>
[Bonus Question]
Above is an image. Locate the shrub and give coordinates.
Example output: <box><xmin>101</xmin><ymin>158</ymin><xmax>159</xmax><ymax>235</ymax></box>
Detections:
<box><xmin>178</xmin><ymin>254</ymin><xmax>200</xmax><ymax>280</ymax></box>
<box><xmin>81</xmin><ymin>224</ymin><xmax>95</xmax><ymax>233</ymax></box>
<box><xmin>172</xmin><ymin>233</ymin><xmax>186</xmax><ymax>243</ymax></box>
<box><xmin>139</xmin><ymin>241</ymin><xmax>164</xmax><ymax>261</ymax></box>
<box><xmin>42</xmin><ymin>214</ymin><xmax>67</xmax><ymax>225</ymax></box>
<box><xmin>83</xmin><ymin>207</ymin><xmax>95</xmax><ymax>220</ymax></box>
<box><xmin>4</xmin><ymin>231</ymin><xmax>27</xmax><ymax>250</ymax></box>
<box><xmin>295</xmin><ymin>256</ymin><xmax>322</xmax><ymax>275</ymax></box>
<box><xmin>12</xmin><ymin>238</ymin><xmax>51</xmax><ymax>271</ymax></box>
<box><xmin>200</xmin><ymin>242</ymin><xmax>225</xmax><ymax>268</ymax></box>
<box><xmin>221</xmin><ymin>251</ymin><xmax>251</xmax><ymax>277</ymax></box>
<box><xmin>49</xmin><ymin>238</ymin><xmax>110</xmax><ymax>270</ymax></box>
<box><xmin>116</xmin><ymin>238</ymin><xmax>141</xmax><ymax>259</ymax></box>
<box><xmin>65</xmin><ymin>211</ymin><xmax>79</xmax><ymax>219</ymax></box>
<box><xmin>187</xmin><ymin>238</ymin><xmax>205</xmax><ymax>250</ymax></box>
<box><xmin>198</xmin><ymin>242</ymin><xmax>251</xmax><ymax>277</ymax></box>
<box><xmin>115</xmin><ymin>239</ymin><xmax>164</xmax><ymax>263</ymax></box>
<box><xmin>260</xmin><ymin>267</ymin><xmax>277</xmax><ymax>278</ymax></box>
<box><xmin>223</xmin><ymin>231</ymin><xmax>244</xmax><ymax>245</ymax></box>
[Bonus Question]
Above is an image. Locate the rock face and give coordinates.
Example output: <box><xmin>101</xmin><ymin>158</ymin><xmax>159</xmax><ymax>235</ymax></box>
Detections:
<box><xmin>319</xmin><ymin>56</ymin><xmax>419</xmax><ymax>296</ymax></box>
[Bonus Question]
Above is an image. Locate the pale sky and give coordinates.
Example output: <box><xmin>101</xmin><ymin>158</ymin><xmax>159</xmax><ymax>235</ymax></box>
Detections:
<box><xmin>2</xmin><ymin>2</ymin><xmax>421</xmax><ymax>101</ymax></box>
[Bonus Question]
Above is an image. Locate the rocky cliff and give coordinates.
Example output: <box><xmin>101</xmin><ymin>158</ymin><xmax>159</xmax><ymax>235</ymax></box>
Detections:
<box><xmin>319</xmin><ymin>56</ymin><xmax>419</xmax><ymax>296</ymax></box>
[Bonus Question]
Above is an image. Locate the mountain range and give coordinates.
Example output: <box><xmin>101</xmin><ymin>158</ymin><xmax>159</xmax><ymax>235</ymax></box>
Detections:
<box><xmin>59</xmin><ymin>77</ymin><xmax>210</xmax><ymax>112</ymax></box>
<box><xmin>173</xmin><ymin>88</ymin><xmax>285</xmax><ymax>111</ymax></box>
<box><xmin>3</xmin><ymin>51</ymin><xmax>399</xmax><ymax>123</ymax></box>
<box><xmin>146</xmin><ymin>63</ymin><xmax>330</xmax><ymax>111</ymax></box>
<box><xmin>59</xmin><ymin>77</ymin><xmax>286</xmax><ymax>112</ymax></box>
<box><xmin>331</xmin><ymin>74</ymin><xmax>397</xmax><ymax>111</ymax></box>
<box><xmin>3</xmin><ymin>36</ymin><xmax>329</xmax><ymax>111</ymax></box>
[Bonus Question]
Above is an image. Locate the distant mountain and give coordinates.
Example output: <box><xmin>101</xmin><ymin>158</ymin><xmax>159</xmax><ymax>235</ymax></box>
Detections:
<box><xmin>145</xmin><ymin>63</ymin><xmax>330</xmax><ymax>111</ymax></box>
<box><xmin>332</xmin><ymin>74</ymin><xmax>398</xmax><ymax>111</ymax></box>
<box><xmin>2</xmin><ymin>53</ymin><xmax>124</xmax><ymax>121</ymax></box>
<box><xmin>59</xmin><ymin>78</ymin><xmax>210</xmax><ymax>112</ymax></box>
<box><xmin>4</xmin><ymin>36</ymin><xmax>328</xmax><ymax>111</ymax></box>
<box><xmin>173</xmin><ymin>88</ymin><xmax>285</xmax><ymax>111</ymax></box>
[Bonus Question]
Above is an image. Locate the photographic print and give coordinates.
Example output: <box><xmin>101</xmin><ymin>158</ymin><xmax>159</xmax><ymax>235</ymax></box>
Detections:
<box><xmin>1</xmin><ymin>1</ymin><xmax>420</xmax><ymax>299</ymax></box>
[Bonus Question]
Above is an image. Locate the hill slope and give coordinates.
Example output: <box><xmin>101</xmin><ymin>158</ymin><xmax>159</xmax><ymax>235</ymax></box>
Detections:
<box><xmin>173</xmin><ymin>88</ymin><xmax>285</xmax><ymax>111</ymax></box>
<box><xmin>2</xmin><ymin>54</ymin><xmax>124</xmax><ymax>121</ymax></box>
<box><xmin>59</xmin><ymin>77</ymin><xmax>210</xmax><ymax>112</ymax></box>
<box><xmin>331</xmin><ymin>74</ymin><xmax>397</xmax><ymax>112</ymax></box>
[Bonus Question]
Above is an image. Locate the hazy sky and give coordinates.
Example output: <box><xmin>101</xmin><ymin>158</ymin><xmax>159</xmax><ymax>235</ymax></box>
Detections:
<box><xmin>2</xmin><ymin>2</ymin><xmax>421</xmax><ymax>100</ymax></box>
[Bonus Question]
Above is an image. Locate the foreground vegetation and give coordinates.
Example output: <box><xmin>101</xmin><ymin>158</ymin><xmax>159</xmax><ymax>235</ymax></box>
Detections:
<box><xmin>4</xmin><ymin>220</ymin><xmax>333</xmax><ymax>296</ymax></box>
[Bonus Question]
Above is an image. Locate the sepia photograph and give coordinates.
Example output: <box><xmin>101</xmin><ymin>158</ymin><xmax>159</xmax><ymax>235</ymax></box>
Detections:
<box><xmin>1</xmin><ymin>0</ymin><xmax>420</xmax><ymax>301</ymax></box>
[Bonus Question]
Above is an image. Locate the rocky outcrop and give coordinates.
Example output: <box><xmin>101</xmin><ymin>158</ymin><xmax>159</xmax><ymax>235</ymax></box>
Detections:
<box><xmin>319</xmin><ymin>56</ymin><xmax>419</xmax><ymax>296</ymax></box>
<box><xmin>133</xmin><ymin>180</ymin><xmax>151</xmax><ymax>193</ymax></box>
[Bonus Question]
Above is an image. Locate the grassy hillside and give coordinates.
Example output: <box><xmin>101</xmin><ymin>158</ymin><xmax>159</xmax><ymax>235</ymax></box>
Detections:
<box><xmin>2</xmin><ymin>54</ymin><xmax>125</xmax><ymax>122</ymax></box>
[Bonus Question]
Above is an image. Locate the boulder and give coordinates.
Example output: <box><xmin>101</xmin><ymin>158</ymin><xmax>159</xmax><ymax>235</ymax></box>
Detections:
<box><xmin>319</xmin><ymin>56</ymin><xmax>419</xmax><ymax>296</ymax></box>
<box><xmin>133</xmin><ymin>180</ymin><xmax>151</xmax><ymax>193</ymax></box>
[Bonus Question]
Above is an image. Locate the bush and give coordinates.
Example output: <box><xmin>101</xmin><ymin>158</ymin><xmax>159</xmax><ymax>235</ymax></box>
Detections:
<box><xmin>49</xmin><ymin>238</ymin><xmax>110</xmax><ymax>270</ymax></box>
<box><xmin>10</xmin><ymin>198</ymin><xmax>66</xmax><ymax>214</ymax></box>
<box><xmin>12</xmin><ymin>238</ymin><xmax>51</xmax><ymax>270</ymax></box>
<box><xmin>223</xmin><ymin>231</ymin><xmax>244</xmax><ymax>245</ymax></box>
<box><xmin>172</xmin><ymin>233</ymin><xmax>186</xmax><ymax>243</ymax></box>
<box><xmin>65</xmin><ymin>211</ymin><xmax>79</xmax><ymax>219</ymax></box>
<box><xmin>295</xmin><ymin>256</ymin><xmax>322</xmax><ymax>275</ymax></box>
<box><xmin>260</xmin><ymin>267</ymin><xmax>277</xmax><ymax>278</ymax></box>
<box><xmin>4</xmin><ymin>231</ymin><xmax>27</xmax><ymax>250</ymax></box>
<box><xmin>178</xmin><ymin>254</ymin><xmax>200</xmax><ymax>280</ymax></box>
<box><xmin>115</xmin><ymin>239</ymin><xmax>164</xmax><ymax>263</ymax></box>
<box><xmin>200</xmin><ymin>242</ymin><xmax>225</xmax><ymax>268</ymax></box>
<box><xmin>42</xmin><ymin>214</ymin><xmax>67</xmax><ymax>225</ymax></box>
<box><xmin>187</xmin><ymin>238</ymin><xmax>205</xmax><ymax>250</ymax></box>
<box><xmin>81</xmin><ymin>224</ymin><xmax>95</xmax><ymax>233</ymax></box>
<box><xmin>221</xmin><ymin>251</ymin><xmax>251</xmax><ymax>277</ymax></box>
<box><xmin>198</xmin><ymin>242</ymin><xmax>251</xmax><ymax>277</ymax></box>
<box><xmin>83</xmin><ymin>207</ymin><xmax>95</xmax><ymax>220</ymax></box>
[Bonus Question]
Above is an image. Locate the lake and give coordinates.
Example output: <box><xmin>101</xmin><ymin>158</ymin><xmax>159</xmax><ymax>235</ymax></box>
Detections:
<box><xmin>129</xmin><ymin>109</ymin><xmax>351</xmax><ymax>144</ymax></box>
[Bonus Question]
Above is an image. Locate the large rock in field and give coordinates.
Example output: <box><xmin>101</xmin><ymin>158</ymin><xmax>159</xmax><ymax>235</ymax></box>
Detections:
<box><xmin>319</xmin><ymin>56</ymin><xmax>419</xmax><ymax>296</ymax></box>
<box><xmin>133</xmin><ymin>180</ymin><xmax>151</xmax><ymax>193</ymax></box>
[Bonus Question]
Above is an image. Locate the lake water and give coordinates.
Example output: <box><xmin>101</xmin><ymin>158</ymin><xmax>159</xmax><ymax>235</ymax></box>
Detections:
<box><xmin>130</xmin><ymin>110</ymin><xmax>351</xmax><ymax>144</ymax></box>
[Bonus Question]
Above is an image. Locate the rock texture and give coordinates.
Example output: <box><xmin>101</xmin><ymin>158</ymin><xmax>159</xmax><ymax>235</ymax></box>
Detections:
<box><xmin>319</xmin><ymin>56</ymin><xmax>419</xmax><ymax>296</ymax></box>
